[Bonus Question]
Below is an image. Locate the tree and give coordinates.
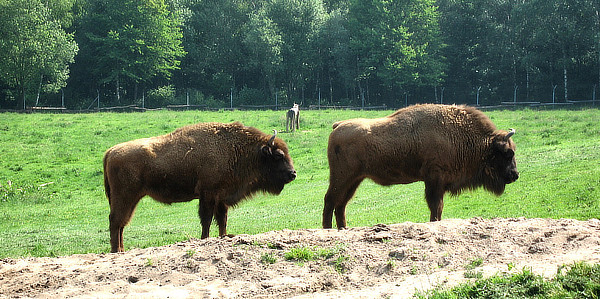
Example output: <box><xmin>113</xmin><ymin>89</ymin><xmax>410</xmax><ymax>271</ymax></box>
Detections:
<box><xmin>77</xmin><ymin>0</ymin><xmax>185</xmax><ymax>104</ymax></box>
<box><xmin>258</xmin><ymin>0</ymin><xmax>327</xmax><ymax>103</ymax></box>
<box><xmin>177</xmin><ymin>0</ymin><xmax>252</xmax><ymax>103</ymax></box>
<box><xmin>0</xmin><ymin>0</ymin><xmax>78</xmax><ymax>109</ymax></box>
<box><xmin>315</xmin><ymin>6</ymin><xmax>355</xmax><ymax>104</ymax></box>
<box><xmin>347</xmin><ymin>0</ymin><xmax>445</xmax><ymax>106</ymax></box>
<box><xmin>520</xmin><ymin>0</ymin><xmax>598</xmax><ymax>102</ymax></box>
<box><xmin>244</xmin><ymin>8</ymin><xmax>284</xmax><ymax>100</ymax></box>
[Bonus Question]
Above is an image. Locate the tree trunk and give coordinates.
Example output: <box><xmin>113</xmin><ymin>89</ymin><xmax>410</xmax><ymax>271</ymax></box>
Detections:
<box><xmin>35</xmin><ymin>74</ymin><xmax>43</xmax><ymax>107</ymax></box>
<box><xmin>116</xmin><ymin>76</ymin><xmax>120</xmax><ymax>104</ymax></box>
<box><xmin>563</xmin><ymin>65</ymin><xmax>568</xmax><ymax>102</ymax></box>
<box><xmin>21</xmin><ymin>85</ymin><xmax>26</xmax><ymax>110</ymax></box>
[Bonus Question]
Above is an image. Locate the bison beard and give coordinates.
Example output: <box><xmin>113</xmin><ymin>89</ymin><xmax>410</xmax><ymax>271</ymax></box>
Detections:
<box><xmin>104</xmin><ymin>122</ymin><xmax>296</xmax><ymax>253</ymax></box>
<box><xmin>323</xmin><ymin>104</ymin><xmax>519</xmax><ymax>229</ymax></box>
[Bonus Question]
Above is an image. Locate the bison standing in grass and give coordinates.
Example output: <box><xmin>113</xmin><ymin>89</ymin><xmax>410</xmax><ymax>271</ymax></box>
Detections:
<box><xmin>323</xmin><ymin>104</ymin><xmax>518</xmax><ymax>229</ymax></box>
<box><xmin>104</xmin><ymin>122</ymin><xmax>296</xmax><ymax>252</ymax></box>
<box><xmin>286</xmin><ymin>103</ymin><xmax>300</xmax><ymax>132</ymax></box>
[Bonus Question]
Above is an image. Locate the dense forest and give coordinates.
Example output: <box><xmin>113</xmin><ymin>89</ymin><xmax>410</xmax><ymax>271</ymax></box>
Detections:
<box><xmin>0</xmin><ymin>0</ymin><xmax>599</xmax><ymax>109</ymax></box>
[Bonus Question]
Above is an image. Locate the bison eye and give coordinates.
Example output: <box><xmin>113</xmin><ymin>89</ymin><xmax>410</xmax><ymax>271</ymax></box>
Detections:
<box><xmin>272</xmin><ymin>150</ymin><xmax>284</xmax><ymax>160</ymax></box>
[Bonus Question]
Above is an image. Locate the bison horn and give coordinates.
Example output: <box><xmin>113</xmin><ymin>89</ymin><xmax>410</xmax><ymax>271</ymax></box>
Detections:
<box><xmin>269</xmin><ymin>130</ymin><xmax>277</xmax><ymax>146</ymax></box>
<box><xmin>505</xmin><ymin>128</ymin><xmax>515</xmax><ymax>140</ymax></box>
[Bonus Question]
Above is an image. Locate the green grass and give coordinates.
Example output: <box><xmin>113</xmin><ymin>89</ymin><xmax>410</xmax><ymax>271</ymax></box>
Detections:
<box><xmin>416</xmin><ymin>262</ymin><xmax>600</xmax><ymax>298</ymax></box>
<box><xmin>0</xmin><ymin>108</ymin><xmax>599</xmax><ymax>257</ymax></box>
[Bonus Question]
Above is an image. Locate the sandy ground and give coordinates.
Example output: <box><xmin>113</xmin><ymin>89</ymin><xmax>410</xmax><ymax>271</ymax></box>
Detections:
<box><xmin>1</xmin><ymin>217</ymin><xmax>600</xmax><ymax>298</ymax></box>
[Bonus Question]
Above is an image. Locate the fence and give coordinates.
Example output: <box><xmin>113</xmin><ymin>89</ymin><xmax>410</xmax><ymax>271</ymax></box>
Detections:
<box><xmin>2</xmin><ymin>99</ymin><xmax>596</xmax><ymax>114</ymax></box>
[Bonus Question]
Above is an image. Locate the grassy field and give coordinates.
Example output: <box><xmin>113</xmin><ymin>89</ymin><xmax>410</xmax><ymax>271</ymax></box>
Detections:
<box><xmin>0</xmin><ymin>107</ymin><xmax>599</xmax><ymax>258</ymax></box>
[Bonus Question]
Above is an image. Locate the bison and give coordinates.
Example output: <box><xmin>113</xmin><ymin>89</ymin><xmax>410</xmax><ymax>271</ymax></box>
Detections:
<box><xmin>286</xmin><ymin>103</ymin><xmax>300</xmax><ymax>132</ymax></box>
<box><xmin>323</xmin><ymin>104</ymin><xmax>518</xmax><ymax>229</ymax></box>
<box><xmin>103</xmin><ymin>122</ymin><xmax>296</xmax><ymax>252</ymax></box>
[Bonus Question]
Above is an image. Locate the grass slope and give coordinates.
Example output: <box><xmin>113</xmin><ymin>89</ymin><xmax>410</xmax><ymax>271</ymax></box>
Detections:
<box><xmin>0</xmin><ymin>108</ymin><xmax>598</xmax><ymax>257</ymax></box>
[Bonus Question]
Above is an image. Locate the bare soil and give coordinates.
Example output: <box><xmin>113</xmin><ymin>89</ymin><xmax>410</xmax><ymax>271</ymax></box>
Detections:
<box><xmin>1</xmin><ymin>217</ymin><xmax>600</xmax><ymax>298</ymax></box>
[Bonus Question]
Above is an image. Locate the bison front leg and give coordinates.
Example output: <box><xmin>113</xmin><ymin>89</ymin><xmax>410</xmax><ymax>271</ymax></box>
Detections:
<box><xmin>198</xmin><ymin>198</ymin><xmax>215</xmax><ymax>239</ymax></box>
<box><xmin>424</xmin><ymin>180</ymin><xmax>445</xmax><ymax>221</ymax></box>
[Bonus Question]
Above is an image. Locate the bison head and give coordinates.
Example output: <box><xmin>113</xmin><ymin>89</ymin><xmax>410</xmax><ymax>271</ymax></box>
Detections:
<box><xmin>260</xmin><ymin>130</ymin><xmax>297</xmax><ymax>194</ymax></box>
<box><xmin>483</xmin><ymin>129</ymin><xmax>519</xmax><ymax>195</ymax></box>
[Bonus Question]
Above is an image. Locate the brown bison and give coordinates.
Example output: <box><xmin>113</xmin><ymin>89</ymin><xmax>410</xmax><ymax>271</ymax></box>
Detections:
<box><xmin>323</xmin><ymin>104</ymin><xmax>518</xmax><ymax>229</ymax></box>
<box><xmin>104</xmin><ymin>122</ymin><xmax>296</xmax><ymax>252</ymax></box>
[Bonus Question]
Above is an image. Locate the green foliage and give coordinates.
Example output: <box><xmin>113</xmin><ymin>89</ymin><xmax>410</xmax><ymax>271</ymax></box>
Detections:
<box><xmin>464</xmin><ymin>257</ymin><xmax>484</xmax><ymax>278</ymax></box>
<box><xmin>284</xmin><ymin>246</ymin><xmax>318</xmax><ymax>262</ymax></box>
<box><xmin>0</xmin><ymin>109</ymin><xmax>598</xmax><ymax>258</ymax></box>
<box><xmin>2</xmin><ymin>0</ymin><xmax>598</xmax><ymax>109</ymax></box>
<box><xmin>185</xmin><ymin>249</ymin><xmax>196</xmax><ymax>257</ymax></box>
<box><xmin>555</xmin><ymin>262</ymin><xmax>600</xmax><ymax>298</ymax></box>
<box><xmin>348</xmin><ymin>0</ymin><xmax>444</xmax><ymax>89</ymax></box>
<box><xmin>465</xmin><ymin>257</ymin><xmax>483</xmax><ymax>270</ymax></box>
<box><xmin>146</xmin><ymin>85</ymin><xmax>176</xmax><ymax>108</ymax></box>
<box><xmin>284</xmin><ymin>243</ymin><xmax>347</xmax><ymax>272</ymax></box>
<box><xmin>78</xmin><ymin>0</ymin><xmax>185</xmax><ymax>86</ymax></box>
<box><xmin>261</xmin><ymin>253</ymin><xmax>277</xmax><ymax>264</ymax></box>
<box><xmin>0</xmin><ymin>0</ymin><xmax>78</xmax><ymax>107</ymax></box>
<box><xmin>333</xmin><ymin>254</ymin><xmax>349</xmax><ymax>274</ymax></box>
<box><xmin>417</xmin><ymin>263</ymin><xmax>600</xmax><ymax>299</ymax></box>
<box><xmin>237</xmin><ymin>87</ymin><xmax>267</xmax><ymax>105</ymax></box>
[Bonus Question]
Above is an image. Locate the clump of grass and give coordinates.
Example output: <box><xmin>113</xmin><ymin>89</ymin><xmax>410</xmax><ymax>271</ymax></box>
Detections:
<box><xmin>284</xmin><ymin>243</ymin><xmax>349</xmax><ymax>273</ymax></box>
<box><xmin>333</xmin><ymin>255</ymin><xmax>350</xmax><ymax>274</ymax></box>
<box><xmin>284</xmin><ymin>244</ymin><xmax>345</xmax><ymax>262</ymax></box>
<box><xmin>464</xmin><ymin>270</ymin><xmax>484</xmax><ymax>279</ymax></box>
<box><xmin>284</xmin><ymin>246</ymin><xmax>317</xmax><ymax>262</ymax></box>
<box><xmin>261</xmin><ymin>253</ymin><xmax>277</xmax><ymax>264</ymax></box>
<box><xmin>185</xmin><ymin>249</ymin><xmax>196</xmax><ymax>257</ymax></box>
<box><xmin>465</xmin><ymin>257</ymin><xmax>484</xmax><ymax>270</ymax></box>
<box><xmin>145</xmin><ymin>258</ymin><xmax>155</xmax><ymax>267</ymax></box>
<box><xmin>555</xmin><ymin>262</ymin><xmax>600</xmax><ymax>298</ymax></box>
<box><xmin>416</xmin><ymin>262</ymin><xmax>600</xmax><ymax>298</ymax></box>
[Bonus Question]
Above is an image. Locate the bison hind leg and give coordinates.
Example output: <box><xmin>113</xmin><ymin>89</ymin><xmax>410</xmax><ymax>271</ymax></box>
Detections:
<box><xmin>215</xmin><ymin>201</ymin><xmax>230</xmax><ymax>237</ymax></box>
<box><xmin>424</xmin><ymin>180</ymin><xmax>445</xmax><ymax>222</ymax></box>
<box><xmin>323</xmin><ymin>177</ymin><xmax>364</xmax><ymax>229</ymax></box>
<box><xmin>109</xmin><ymin>193</ymin><xmax>144</xmax><ymax>253</ymax></box>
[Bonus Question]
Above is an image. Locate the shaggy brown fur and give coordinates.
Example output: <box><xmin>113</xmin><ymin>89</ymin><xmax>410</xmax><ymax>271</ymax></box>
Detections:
<box><xmin>104</xmin><ymin>122</ymin><xmax>296</xmax><ymax>252</ymax></box>
<box><xmin>286</xmin><ymin>104</ymin><xmax>300</xmax><ymax>132</ymax></box>
<box><xmin>323</xmin><ymin>104</ymin><xmax>518</xmax><ymax>229</ymax></box>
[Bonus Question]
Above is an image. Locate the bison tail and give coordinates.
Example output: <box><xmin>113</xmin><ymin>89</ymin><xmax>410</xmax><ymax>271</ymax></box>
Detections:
<box><xmin>103</xmin><ymin>155</ymin><xmax>111</xmax><ymax>204</ymax></box>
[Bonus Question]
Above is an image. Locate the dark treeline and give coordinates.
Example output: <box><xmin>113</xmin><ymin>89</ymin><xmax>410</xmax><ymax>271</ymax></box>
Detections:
<box><xmin>0</xmin><ymin>0</ymin><xmax>599</xmax><ymax>109</ymax></box>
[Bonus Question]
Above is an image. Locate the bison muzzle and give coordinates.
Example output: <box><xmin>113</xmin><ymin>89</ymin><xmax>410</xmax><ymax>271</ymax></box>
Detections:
<box><xmin>323</xmin><ymin>104</ymin><xmax>518</xmax><ymax>229</ymax></box>
<box><xmin>104</xmin><ymin>122</ymin><xmax>296</xmax><ymax>252</ymax></box>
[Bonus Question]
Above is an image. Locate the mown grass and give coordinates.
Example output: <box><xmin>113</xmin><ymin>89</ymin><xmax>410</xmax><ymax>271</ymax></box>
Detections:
<box><xmin>0</xmin><ymin>108</ymin><xmax>599</xmax><ymax>258</ymax></box>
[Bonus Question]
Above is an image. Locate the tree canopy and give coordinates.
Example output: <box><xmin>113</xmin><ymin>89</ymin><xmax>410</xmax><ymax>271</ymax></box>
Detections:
<box><xmin>0</xmin><ymin>0</ymin><xmax>598</xmax><ymax>109</ymax></box>
<box><xmin>0</xmin><ymin>0</ymin><xmax>78</xmax><ymax>108</ymax></box>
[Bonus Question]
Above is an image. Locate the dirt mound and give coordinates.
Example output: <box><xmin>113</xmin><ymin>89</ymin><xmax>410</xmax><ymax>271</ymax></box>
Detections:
<box><xmin>1</xmin><ymin>217</ymin><xmax>600</xmax><ymax>298</ymax></box>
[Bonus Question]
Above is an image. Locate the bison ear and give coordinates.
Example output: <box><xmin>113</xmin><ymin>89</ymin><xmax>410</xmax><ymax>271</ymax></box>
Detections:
<box><xmin>261</xmin><ymin>145</ymin><xmax>284</xmax><ymax>160</ymax></box>
<box><xmin>261</xmin><ymin>145</ymin><xmax>272</xmax><ymax>156</ymax></box>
